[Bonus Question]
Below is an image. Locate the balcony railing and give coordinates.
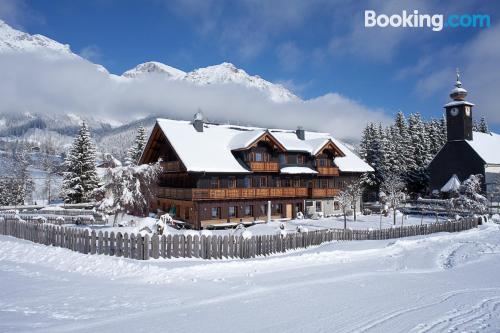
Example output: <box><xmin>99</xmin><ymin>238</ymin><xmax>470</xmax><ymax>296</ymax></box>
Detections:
<box><xmin>248</xmin><ymin>161</ymin><xmax>280</xmax><ymax>172</ymax></box>
<box><xmin>316</xmin><ymin>166</ymin><xmax>340</xmax><ymax>176</ymax></box>
<box><xmin>160</xmin><ymin>161</ymin><xmax>183</xmax><ymax>172</ymax></box>
<box><xmin>309</xmin><ymin>188</ymin><xmax>340</xmax><ymax>198</ymax></box>
<box><xmin>156</xmin><ymin>187</ymin><xmax>308</xmax><ymax>201</ymax></box>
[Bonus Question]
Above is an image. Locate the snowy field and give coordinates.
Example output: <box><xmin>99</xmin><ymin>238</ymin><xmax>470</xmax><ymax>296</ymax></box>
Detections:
<box><xmin>71</xmin><ymin>213</ymin><xmax>446</xmax><ymax>237</ymax></box>
<box><xmin>1</xmin><ymin>222</ymin><xmax>500</xmax><ymax>332</ymax></box>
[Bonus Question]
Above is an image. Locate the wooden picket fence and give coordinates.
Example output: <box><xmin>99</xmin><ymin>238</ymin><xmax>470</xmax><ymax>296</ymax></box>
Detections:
<box><xmin>0</xmin><ymin>216</ymin><xmax>480</xmax><ymax>260</ymax></box>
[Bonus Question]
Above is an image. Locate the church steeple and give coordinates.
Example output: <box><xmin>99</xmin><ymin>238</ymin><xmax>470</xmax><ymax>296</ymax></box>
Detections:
<box><xmin>444</xmin><ymin>69</ymin><xmax>474</xmax><ymax>141</ymax></box>
<box><xmin>450</xmin><ymin>68</ymin><xmax>468</xmax><ymax>101</ymax></box>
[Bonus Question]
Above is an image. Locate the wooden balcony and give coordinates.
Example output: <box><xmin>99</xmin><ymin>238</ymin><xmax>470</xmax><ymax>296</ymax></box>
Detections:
<box><xmin>160</xmin><ymin>160</ymin><xmax>183</xmax><ymax>172</ymax></box>
<box><xmin>156</xmin><ymin>187</ymin><xmax>308</xmax><ymax>201</ymax></box>
<box><xmin>316</xmin><ymin>166</ymin><xmax>340</xmax><ymax>176</ymax></box>
<box><xmin>248</xmin><ymin>161</ymin><xmax>280</xmax><ymax>172</ymax></box>
<box><xmin>309</xmin><ymin>188</ymin><xmax>340</xmax><ymax>198</ymax></box>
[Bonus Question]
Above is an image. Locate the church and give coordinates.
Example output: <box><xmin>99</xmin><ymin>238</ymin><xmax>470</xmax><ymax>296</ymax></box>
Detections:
<box><xmin>428</xmin><ymin>72</ymin><xmax>500</xmax><ymax>199</ymax></box>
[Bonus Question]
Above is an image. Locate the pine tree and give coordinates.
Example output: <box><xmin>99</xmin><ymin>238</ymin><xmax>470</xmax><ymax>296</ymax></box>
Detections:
<box><xmin>478</xmin><ymin>116</ymin><xmax>489</xmax><ymax>133</ymax></box>
<box><xmin>407</xmin><ymin>113</ymin><xmax>431</xmax><ymax>193</ymax></box>
<box><xmin>125</xmin><ymin>126</ymin><xmax>148</xmax><ymax>165</ymax></box>
<box><xmin>62</xmin><ymin>122</ymin><xmax>99</xmax><ymax>203</ymax></box>
<box><xmin>393</xmin><ymin>112</ymin><xmax>411</xmax><ymax>176</ymax></box>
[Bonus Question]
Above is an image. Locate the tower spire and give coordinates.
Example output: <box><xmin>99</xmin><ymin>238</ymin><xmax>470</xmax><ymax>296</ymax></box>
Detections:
<box><xmin>450</xmin><ymin>68</ymin><xmax>467</xmax><ymax>101</ymax></box>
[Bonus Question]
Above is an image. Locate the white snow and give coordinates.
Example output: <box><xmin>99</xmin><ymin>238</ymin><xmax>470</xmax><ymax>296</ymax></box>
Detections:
<box><xmin>1</xmin><ymin>222</ymin><xmax>500</xmax><ymax>332</ymax></box>
<box><xmin>280</xmin><ymin>166</ymin><xmax>318</xmax><ymax>174</ymax></box>
<box><xmin>466</xmin><ymin>131</ymin><xmax>500</xmax><ymax>165</ymax></box>
<box><xmin>122</xmin><ymin>61</ymin><xmax>186</xmax><ymax>79</ymax></box>
<box><xmin>443</xmin><ymin>100</ymin><xmax>475</xmax><ymax>107</ymax></box>
<box><xmin>441</xmin><ymin>174</ymin><xmax>461</xmax><ymax>192</ymax></box>
<box><xmin>155</xmin><ymin>118</ymin><xmax>372</xmax><ymax>173</ymax></box>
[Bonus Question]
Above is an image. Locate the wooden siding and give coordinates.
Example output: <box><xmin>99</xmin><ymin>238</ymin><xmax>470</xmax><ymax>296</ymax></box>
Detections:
<box><xmin>316</xmin><ymin>166</ymin><xmax>340</xmax><ymax>176</ymax></box>
<box><xmin>249</xmin><ymin>161</ymin><xmax>280</xmax><ymax>172</ymax></box>
<box><xmin>157</xmin><ymin>187</ymin><xmax>308</xmax><ymax>200</ymax></box>
<box><xmin>309</xmin><ymin>188</ymin><xmax>340</xmax><ymax>198</ymax></box>
<box><xmin>161</xmin><ymin>160</ymin><xmax>183</xmax><ymax>172</ymax></box>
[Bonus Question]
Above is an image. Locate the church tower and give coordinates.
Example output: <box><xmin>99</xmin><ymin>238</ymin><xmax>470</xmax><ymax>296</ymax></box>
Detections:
<box><xmin>444</xmin><ymin>69</ymin><xmax>474</xmax><ymax>141</ymax></box>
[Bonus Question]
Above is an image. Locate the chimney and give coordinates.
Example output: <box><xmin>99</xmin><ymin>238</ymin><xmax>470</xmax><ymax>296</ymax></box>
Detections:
<box><xmin>193</xmin><ymin>110</ymin><xmax>204</xmax><ymax>132</ymax></box>
<box><xmin>296</xmin><ymin>126</ymin><xmax>305</xmax><ymax>140</ymax></box>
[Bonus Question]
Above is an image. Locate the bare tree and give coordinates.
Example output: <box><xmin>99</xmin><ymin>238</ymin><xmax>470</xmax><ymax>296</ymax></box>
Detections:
<box><xmin>380</xmin><ymin>172</ymin><xmax>406</xmax><ymax>225</ymax></box>
<box><xmin>345</xmin><ymin>174</ymin><xmax>367</xmax><ymax>221</ymax></box>
<box><xmin>335</xmin><ymin>189</ymin><xmax>352</xmax><ymax>229</ymax></box>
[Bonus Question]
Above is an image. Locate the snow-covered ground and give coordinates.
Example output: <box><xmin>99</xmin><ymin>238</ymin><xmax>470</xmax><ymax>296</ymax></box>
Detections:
<box><xmin>72</xmin><ymin>213</ymin><xmax>446</xmax><ymax>237</ymax></box>
<box><xmin>1</xmin><ymin>222</ymin><xmax>499</xmax><ymax>332</ymax></box>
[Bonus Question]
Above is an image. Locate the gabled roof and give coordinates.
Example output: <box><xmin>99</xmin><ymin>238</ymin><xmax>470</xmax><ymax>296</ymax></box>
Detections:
<box><xmin>441</xmin><ymin>174</ymin><xmax>461</xmax><ymax>192</ymax></box>
<box><xmin>466</xmin><ymin>131</ymin><xmax>500</xmax><ymax>165</ymax></box>
<box><xmin>151</xmin><ymin>118</ymin><xmax>374</xmax><ymax>173</ymax></box>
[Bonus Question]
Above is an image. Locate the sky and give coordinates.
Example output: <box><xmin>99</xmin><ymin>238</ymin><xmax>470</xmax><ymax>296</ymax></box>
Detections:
<box><xmin>1</xmin><ymin>0</ymin><xmax>500</xmax><ymax>138</ymax></box>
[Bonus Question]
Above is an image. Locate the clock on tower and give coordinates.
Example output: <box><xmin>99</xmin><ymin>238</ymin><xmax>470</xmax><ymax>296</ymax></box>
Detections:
<box><xmin>444</xmin><ymin>70</ymin><xmax>474</xmax><ymax>141</ymax></box>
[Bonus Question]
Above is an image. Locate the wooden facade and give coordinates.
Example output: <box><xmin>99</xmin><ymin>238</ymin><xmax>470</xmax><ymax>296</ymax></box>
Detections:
<box><xmin>141</xmin><ymin>121</ymin><xmax>367</xmax><ymax>229</ymax></box>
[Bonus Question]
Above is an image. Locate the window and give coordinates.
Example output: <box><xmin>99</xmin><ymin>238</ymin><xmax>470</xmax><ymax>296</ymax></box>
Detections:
<box><xmin>260</xmin><ymin>176</ymin><xmax>267</xmax><ymax>187</ymax></box>
<box><xmin>315</xmin><ymin>201</ymin><xmax>322</xmax><ymax>212</ymax></box>
<box><xmin>320</xmin><ymin>179</ymin><xmax>328</xmax><ymax>188</ymax></box>
<box><xmin>334</xmin><ymin>201</ymin><xmax>340</xmax><ymax>211</ymax></box>
<box><xmin>255</xmin><ymin>152</ymin><xmax>263</xmax><ymax>162</ymax></box>
<box><xmin>282</xmin><ymin>178</ymin><xmax>291</xmax><ymax>187</ymax></box>
<box><xmin>244</xmin><ymin>205</ymin><xmax>253</xmax><ymax>216</ymax></box>
<box><xmin>228</xmin><ymin>206</ymin><xmax>237</xmax><ymax>218</ymax></box>
<box><xmin>259</xmin><ymin>204</ymin><xmax>267</xmax><ymax>215</ymax></box>
<box><xmin>211</xmin><ymin>207</ymin><xmax>221</xmax><ymax>219</ymax></box>
<box><xmin>228</xmin><ymin>177</ymin><xmax>236</xmax><ymax>188</ymax></box>
<box><xmin>275</xmin><ymin>204</ymin><xmax>282</xmax><ymax>214</ymax></box>
<box><xmin>298</xmin><ymin>155</ymin><xmax>305</xmax><ymax>165</ymax></box>
<box><xmin>244</xmin><ymin>176</ymin><xmax>251</xmax><ymax>188</ymax></box>
<box><xmin>287</xmin><ymin>154</ymin><xmax>298</xmax><ymax>164</ymax></box>
<box><xmin>210</xmin><ymin>177</ymin><xmax>219</xmax><ymax>188</ymax></box>
<box><xmin>279</xmin><ymin>154</ymin><xmax>286</xmax><ymax>164</ymax></box>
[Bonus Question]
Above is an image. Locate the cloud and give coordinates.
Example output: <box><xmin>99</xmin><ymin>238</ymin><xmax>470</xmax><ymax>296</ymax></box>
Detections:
<box><xmin>79</xmin><ymin>45</ymin><xmax>102</xmax><ymax>62</ymax></box>
<box><xmin>276</xmin><ymin>41</ymin><xmax>304</xmax><ymax>72</ymax></box>
<box><xmin>0</xmin><ymin>0</ymin><xmax>43</xmax><ymax>29</ymax></box>
<box><xmin>0</xmin><ymin>51</ymin><xmax>389</xmax><ymax>141</ymax></box>
<box><xmin>414</xmin><ymin>24</ymin><xmax>500</xmax><ymax>123</ymax></box>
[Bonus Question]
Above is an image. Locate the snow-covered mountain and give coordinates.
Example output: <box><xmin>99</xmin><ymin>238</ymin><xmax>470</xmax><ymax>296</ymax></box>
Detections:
<box><xmin>0</xmin><ymin>19</ymin><xmax>73</xmax><ymax>57</ymax></box>
<box><xmin>183</xmin><ymin>62</ymin><xmax>299</xmax><ymax>103</ymax></box>
<box><xmin>122</xmin><ymin>61</ymin><xmax>186</xmax><ymax>79</ymax></box>
<box><xmin>121</xmin><ymin>61</ymin><xmax>299</xmax><ymax>103</ymax></box>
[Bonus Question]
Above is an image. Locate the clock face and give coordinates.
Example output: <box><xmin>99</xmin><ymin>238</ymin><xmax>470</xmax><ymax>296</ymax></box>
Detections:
<box><xmin>465</xmin><ymin>106</ymin><xmax>471</xmax><ymax>116</ymax></box>
<box><xmin>450</xmin><ymin>107</ymin><xmax>459</xmax><ymax>116</ymax></box>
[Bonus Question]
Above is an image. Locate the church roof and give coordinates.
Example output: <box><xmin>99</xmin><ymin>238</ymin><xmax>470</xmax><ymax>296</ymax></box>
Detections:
<box><xmin>153</xmin><ymin>118</ymin><xmax>373</xmax><ymax>173</ymax></box>
<box><xmin>466</xmin><ymin>131</ymin><xmax>500</xmax><ymax>165</ymax></box>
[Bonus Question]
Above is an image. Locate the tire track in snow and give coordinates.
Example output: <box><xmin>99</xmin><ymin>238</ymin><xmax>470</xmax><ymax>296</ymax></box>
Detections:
<box><xmin>349</xmin><ymin>288</ymin><xmax>500</xmax><ymax>333</ymax></box>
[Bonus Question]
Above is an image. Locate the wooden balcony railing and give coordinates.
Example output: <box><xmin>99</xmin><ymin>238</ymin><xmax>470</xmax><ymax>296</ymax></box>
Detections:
<box><xmin>248</xmin><ymin>162</ymin><xmax>280</xmax><ymax>172</ymax></box>
<box><xmin>316</xmin><ymin>166</ymin><xmax>340</xmax><ymax>176</ymax></box>
<box><xmin>160</xmin><ymin>161</ymin><xmax>183</xmax><ymax>172</ymax></box>
<box><xmin>309</xmin><ymin>188</ymin><xmax>340</xmax><ymax>198</ymax></box>
<box><xmin>156</xmin><ymin>187</ymin><xmax>308</xmax><ymax>201</ymax></box>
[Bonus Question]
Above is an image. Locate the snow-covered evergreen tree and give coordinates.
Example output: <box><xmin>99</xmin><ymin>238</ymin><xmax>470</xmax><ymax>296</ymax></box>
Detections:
<box><xmin>62</xmin><ymin>122</ymin><xmax>99</xmax><ymax>203</ymax></box>
<box><xmin>478</xmin><ymin>116</ymin><xmax>489</xmax><ymax>133</ymax></box>
<box><xmin>407</xmin><ymin>113</ymin><xmax>431</xmax><ymax>193</ymax></box>
<box><xmin>125</xmin><ymin>126</ymin><xmax>148</xmax><ymax>165</ymax></box>
<box><xmin>452</xmin><ymin>174</ymin><xmax>488</xmax><ymax>214</ymax></box>
<box><xmin>95</xmin><ymin>163</ymin><xmax>161</xmax><ymax>224</ymax></box>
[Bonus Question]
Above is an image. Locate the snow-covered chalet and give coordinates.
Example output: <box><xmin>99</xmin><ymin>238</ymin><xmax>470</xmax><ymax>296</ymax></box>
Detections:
<box><xmin>140</xmin><ymin>113</ymin><xmax>373</xmax><ymax>229</ymax></box>
<box><xmin>428</xmin><ymin>73</ymin><xmax>500</xmax><ymax>198</ymax></box>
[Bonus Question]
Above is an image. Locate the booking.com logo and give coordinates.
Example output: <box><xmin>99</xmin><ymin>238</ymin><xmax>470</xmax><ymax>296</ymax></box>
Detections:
<box><xmin>365</xmin><ymin>10</ymin><xmax>490</xmax><ymax>31</ymax></box>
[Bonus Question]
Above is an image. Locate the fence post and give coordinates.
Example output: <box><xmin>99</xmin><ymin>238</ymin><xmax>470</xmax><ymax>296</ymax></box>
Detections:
<box><xmin>143</xmin><ymin>234</ymin><xmax>150</xmax><ymax>260</ymax></box>
<box><xmin>123</xmin><ymin>233</ymin><xmax>130</xmax><ymax>258</ymax></box>
<box><xmin>192</xmin><ymin>235</ymin><xmax>199</xmax><ymax>258</ymax></box>
<box><xmin>173</xmin><ymin>235</ymin><xmax>179</xmax><ymax>258</ymax></box>
<box><xmin>151</xmin><ymin>234</ymin><xmax>159</xmax><ymax>259</ymax></box>
<box><xmin>109</xmin><ymin>232</ymin><xmax>115</xmax><ymax>256</ymax></box>
<box><xmin>116</xmin><ymin>232</ymin><xmax>123</xmax><ymax>257</ymax></box>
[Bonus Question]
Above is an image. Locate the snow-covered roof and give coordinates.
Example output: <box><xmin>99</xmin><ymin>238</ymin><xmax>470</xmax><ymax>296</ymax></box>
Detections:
<box><xmin>155</xmin><ymin>118</ymin><xmax>374</xmax><ymax>173</ymax></box>
<box><xmin>281</xmin><ymin>167</ymin><xmax>318</xmax><ymax>174</ymax></box>
<box><xmin>466</xmin><ymin>131</ymin><xmax>500</xmax><ymax>165</ymax></box>
<box><xmin>443</xmin><ymin>100</ymin><xmax>475</xmax><ymax>107</ymax></box>
<box><xmin>441</xmin><ymin>174</ymin><xmax>461</xmax><ymax>192</ymax></box>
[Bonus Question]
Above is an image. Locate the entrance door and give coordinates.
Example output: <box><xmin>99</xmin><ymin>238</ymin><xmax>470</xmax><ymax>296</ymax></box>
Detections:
<box><xmin>285</xmin><ymin>204</ymin><xmax>293</xmax><ymax>218</ymax></box>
